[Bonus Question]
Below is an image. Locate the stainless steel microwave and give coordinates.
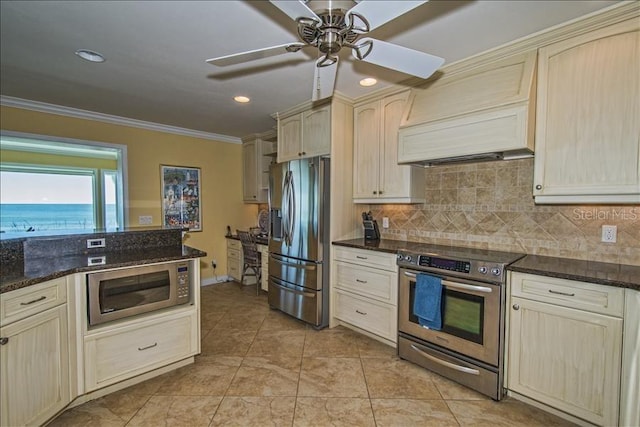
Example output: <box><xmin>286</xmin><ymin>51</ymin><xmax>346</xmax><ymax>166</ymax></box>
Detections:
<box><xmin>87</xmin><ymin>261</ymin><xmax>191</xmax><ymax>326</ymax></box>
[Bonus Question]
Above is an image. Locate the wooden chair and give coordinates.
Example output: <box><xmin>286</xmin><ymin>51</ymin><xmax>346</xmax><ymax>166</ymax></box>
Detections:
<box><xmin>236</xmin><ymin>230</ymin><xmax>261</xmax><ymax>295</ymax></box>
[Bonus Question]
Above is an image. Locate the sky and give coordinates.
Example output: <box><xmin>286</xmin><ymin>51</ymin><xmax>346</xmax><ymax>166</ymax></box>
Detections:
<box><xmin>0</xmin><ymin>171</ymin><xmax>115</xmax><ymax>204</ymax></box>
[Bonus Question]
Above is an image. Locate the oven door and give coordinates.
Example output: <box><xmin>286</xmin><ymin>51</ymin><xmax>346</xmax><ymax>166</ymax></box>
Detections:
<box><xmin>398</xmin><ymin>268</ymin><xmax>502</xmax><ymax>366</ymax></box>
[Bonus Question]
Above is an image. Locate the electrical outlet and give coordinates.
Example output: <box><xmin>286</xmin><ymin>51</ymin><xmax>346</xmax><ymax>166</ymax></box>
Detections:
<box><xmin>138</xmin><ymin>215</ymin><xmax>153</xmax><ymax>225</ymax></box>
<box><xmin>382</xmin><ymin>217</ymin><xmax>389</xmax><ymax>229</ymax></box>
<box><xmin>601</xmin><ymin>225</ymin><xmax>617</xmax><ymax>243</ymax></box>
<box><xmin>212</xmin><ymin>259</ymin><xmax>217</xmax><ymax>269</ymax></box>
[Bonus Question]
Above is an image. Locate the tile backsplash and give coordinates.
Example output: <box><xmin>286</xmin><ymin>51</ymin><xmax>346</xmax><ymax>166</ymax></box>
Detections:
<box><xmin>371</xmin><ymin>159</ymin><xmax>639</xmax><ymax>266</ymax></box>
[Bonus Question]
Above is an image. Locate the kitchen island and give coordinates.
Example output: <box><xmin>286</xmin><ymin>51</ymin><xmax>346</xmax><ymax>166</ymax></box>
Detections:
<box><xmin>0</xmin><ymin>228</ymin><xmax>206</xmax><ymax>427</ymax></box>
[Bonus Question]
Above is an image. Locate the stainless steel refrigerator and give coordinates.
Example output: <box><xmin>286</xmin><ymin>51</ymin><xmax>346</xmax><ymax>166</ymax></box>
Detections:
<box><xmin>268</xmin><ymin>156</ymin><xmax>330</xmax><ymax>328</ymax></box>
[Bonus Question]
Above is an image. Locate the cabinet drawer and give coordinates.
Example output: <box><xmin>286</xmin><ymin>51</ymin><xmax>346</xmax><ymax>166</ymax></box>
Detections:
<box><xmin>227</xmin><ymin>247</ymin><xmax>241</xmax><ymax>261</ymax></box>
<box><xmin>334</xmin><ymin>290</ymin><xmax>397</xmax><ymax>342</ymax></box>
<box><xmin>228</xmin><ymin>260</ymin><xmax>241</xmax><ymax>280</ymax></box>
<box><xmin>84</xmin><ymin>310</ymin><xmax>196</xmax><ymax>391</ymax></box>
<box><xmin>227</xmin><ymin>239</ymin><xmax>241</xmax><ymax>251</ymax></box>
<box><xmin>335</xmin><ymin>261</ymin><xmax>397</xmax><ymax>304</ymax></box>
<box><xmin>1</xmin><ymin>277</ymin><xmax>67</xmax><ymax>326</ymax></box>
<box><xmin>333</xmin><ymin>246</ymin><xmax>397</xmax><ymax>272</ymax></box>
<box><xmin>510</xmin><ymin>272</ymin><xmax>624</xmax><ymax>317</ymax></box>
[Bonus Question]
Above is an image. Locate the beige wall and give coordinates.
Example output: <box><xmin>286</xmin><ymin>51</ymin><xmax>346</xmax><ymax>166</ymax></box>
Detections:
<box><xmin>372</xmin><ymin>158</ymin><xmax>639</xmax><ymax>266</ymax></box>
<box><xmin>0</xmin><ymin>105</ymin><xmax>259</xmax><ymax>280</ymax></box>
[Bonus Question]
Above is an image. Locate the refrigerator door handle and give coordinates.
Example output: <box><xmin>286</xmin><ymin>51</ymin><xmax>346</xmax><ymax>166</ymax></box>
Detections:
<box><xmin>270</xmin><ymin>254</ymin><xmax>318</xmax><ymax>270</ymax></box>
<box><xmin>270</xmin><ymin>278</ymin><xmax>316</xmax><ymax>297</ymax></box>
<box><xmin>282</xmin><ymin>171</ymin><xmax>291</xmax><ymax>246</ymax></box>
<box><xmin>288</xmin><ymin>171</ymin><xmax>295</xmax><ymax>245</ymax></box>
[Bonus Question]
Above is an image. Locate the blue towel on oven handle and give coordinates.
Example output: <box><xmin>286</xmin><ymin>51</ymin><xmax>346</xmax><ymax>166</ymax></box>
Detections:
<box><xmin>413</xmin><ymin>273</ymin><xmax>443</xmax><ymax>330</ymax></box>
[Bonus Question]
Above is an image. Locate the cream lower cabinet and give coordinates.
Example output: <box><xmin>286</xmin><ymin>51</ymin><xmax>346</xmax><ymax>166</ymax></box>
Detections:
<box><xmin>353</xmin><ymin>91</ymin><xmax>424</xmax><ymax>203</ymax></box>
<box><xmin>533</xmin><ymin>18</ymin><xmax>640</xmax><ymax>203</ymax></box>
<box><xmin>258</xmin><ymin>243</ymin><xmax>269</xmax><ymax>292</ymax></box>
<box><xmin>332</xmin><ymin>246</ymin><xmax>398</xmax><ymax>345</ymax></box>
<box><xmin>227</xmin><ymin>238</ymin><xmax>242</xmax><ymax>282</ymax></box>
<box><xmin>506</xmin><ymin>272</ymin><xmax>624</xmax><ymax>426</ymax></box>
<box><xmin>0</xmin><ymin>301</ymin><xmax>70</xmax><ymax>427</ymax></box>
<box><xmin>84</xmin><ymin>308</ymin><xmax>198</xmax><ymax>392</ymax></box>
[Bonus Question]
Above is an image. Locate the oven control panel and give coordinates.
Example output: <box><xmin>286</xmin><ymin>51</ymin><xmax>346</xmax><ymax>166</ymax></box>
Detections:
<box><xmin>397</xmin><ymin>251</ymin><xmax>508</xmax><ymax>283</ymax></box>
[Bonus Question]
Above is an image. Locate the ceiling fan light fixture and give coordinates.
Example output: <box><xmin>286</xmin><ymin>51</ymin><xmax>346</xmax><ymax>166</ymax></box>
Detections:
<box><xmin>359</xmin><ymin>77</ymin><xmax>377</xmax><ymax>87</ymax></box>
<box><xmin>75</xmin><ymin>49</ymin><xmax>105</xmax><ymax>63</ymax></box>
<box><xmin>234</xmin><ymin>95</ymin><xmax>251</xmax><ymax>103</ymax></box>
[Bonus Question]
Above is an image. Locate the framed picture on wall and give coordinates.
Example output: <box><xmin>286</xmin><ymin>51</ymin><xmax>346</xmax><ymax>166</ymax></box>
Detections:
<box><xmin>160</xmin><ymin>165</ymin><xmax>202</xmax><ymax>231</ymax></box>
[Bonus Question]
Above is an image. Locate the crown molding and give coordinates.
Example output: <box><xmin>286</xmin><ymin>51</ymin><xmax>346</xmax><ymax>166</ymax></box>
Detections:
<box><xmin>0</xmin><ymin>96</ymin><xmax>242</xmax><ymax>144</ymax></box>
<box><xmin>352</xmin><ymin>1</ymin><xmax>639</xmax><ymax>104</ymax></box>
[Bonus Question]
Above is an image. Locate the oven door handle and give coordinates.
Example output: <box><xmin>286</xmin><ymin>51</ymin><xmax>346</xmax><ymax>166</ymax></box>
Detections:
<box><xmin>410</xmin><ymin>344</ymin><xmax>480</xmax><ymax>376</ymax></box>
<box><xmin>403</xmin><ymin>272</ymin><xmax>493</xmax><ymax>294</ymax></box>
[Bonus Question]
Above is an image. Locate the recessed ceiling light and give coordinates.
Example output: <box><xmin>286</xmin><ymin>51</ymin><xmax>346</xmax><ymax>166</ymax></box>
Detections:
<box><xmin>234</xmin><ymin>96</ymin><xmax>250</xmax><ymax>103</ymax></box>
<box><xmin>75</xmin><ymin>49</ymin><xmax>105</xmax><ymax>63</ymax></box>
<box><xmin>359</xmin><ymin>78</ymin><xmax>378</xmax><ymax>87</ymax></box>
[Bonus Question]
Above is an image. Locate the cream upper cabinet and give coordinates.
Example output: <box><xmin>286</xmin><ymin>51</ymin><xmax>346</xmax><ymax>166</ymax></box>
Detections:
<box><xmin>278</xmin><ymin>104</ymin><xmax>330</xmax><ymax>162</ymax></box>
<box><xmin>354</xmin><ymin>91</ymin><xmax>424</xmax><ymax>203</ymax></box>
<box><xmin>533</xmin><ymin>18</ymin><xmax>640</xmax><ymax>203</ymax></box>
<box><xmin>242</xmin><ymin>131</ymin><xmax>276</xmax><ymax>204</ymax></box>
<box><xmin>1</xmin><ymin>302</ymin><xmax>70</xmax><ymax>427</ymax></box>
<box><xmin>506</xmin><ymin>272</ymin><xmax>624</xmax><ymax>426</ymax></box>
<box><xmin>242</xmin><ymin>139</ymin><xmax>260</xmax><ymax>202</ymax></box>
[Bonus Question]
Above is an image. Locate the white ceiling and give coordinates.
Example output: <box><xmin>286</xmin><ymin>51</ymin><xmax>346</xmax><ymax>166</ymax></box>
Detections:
<box><xmin>0</xmin><ymin>0</ymin><xmax>620</xmax><ymax>140</ymax></box>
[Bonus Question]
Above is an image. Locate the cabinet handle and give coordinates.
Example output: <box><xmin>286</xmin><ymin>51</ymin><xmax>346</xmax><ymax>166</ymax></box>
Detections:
<box><xmin>548</xmin><ymin>289</ymin><xmax>575</xmax><ymax>297</ymax></box>
<box><xmin>535</xmin><ymin>185</ymin><xmax>542</xmax><ymax>190</ymax></box>
<box><xmin>20</xmin><ymin>296</ymin><xmax>46</xmax><ymax>306</ymax></box>
<box><xmin>379</xmin><ymin>190</ymin><xmax>384</xmax><ymax>195</ymax></box>
<box><xmin>302</xmin><ymin>151</ymin><xmax>306</xmax><ymax>155</ymax></box>
<box><xmin>356</xmin><ymin>279</ymin><xmax>367</xmax><ymax>284</ymax></box>
<box><xmin>373</xmin><ymin>191</ymin><xmax>377</xmax><ymax>195</ymax></box>
<box><xmin>512</xmin><ymin>304</ymin><xmax>520</xmax><ymax>310</ymax></box>
<box><xmin>298</xmin><ymin>152</ymin><xmax>302</xmax><ymax>156</ymax></box>
<box><xmin>356</xmin><ymin>255</ymin><xmax>368</xmax><ymax>260</ymax></box>
<box><xmin>0</xmin><ymin>337</ymin><xmax>8</xmax><ymax>345</ymax></box>
<box><xmin>355</xmin><ymin>309</ymin><xmax>367</xmax><ymax>315</ymax></box>
<box><xmin>138</xmin><ymin>342</ymin><xmax>158</xmax><ymax>351</ymax></box>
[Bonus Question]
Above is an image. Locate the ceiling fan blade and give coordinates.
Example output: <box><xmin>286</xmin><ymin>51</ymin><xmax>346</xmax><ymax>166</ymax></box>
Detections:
<box><xmin>206</xmin><ymin>43</ymin><xmax>305</xmax><ymax>67</ymax></box>
<box><xmin>270</xmin><ymin>0</ymin><xmax>320</xmax><ymax>23</ymax></box>
<box><xmin>354</xmin><ymin>38</ymin><xmax>444</xmax><ymax>79</ymax></box>
<box><xmin>347</xmin><ymin>1</ymin><xmax>428</xmax><ymax>32</ymax></box>
<box><xmin>311</xmin><ymin>58</ymin><xmax>338</xmax><ymax>102</ymax></box>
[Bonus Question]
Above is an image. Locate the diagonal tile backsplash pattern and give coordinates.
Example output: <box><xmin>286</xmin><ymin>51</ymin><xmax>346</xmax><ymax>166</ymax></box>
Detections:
<box><xmin>371</xmin><ymin>159</ymin><xmax>639</xmax><ymax>266</ymax></box>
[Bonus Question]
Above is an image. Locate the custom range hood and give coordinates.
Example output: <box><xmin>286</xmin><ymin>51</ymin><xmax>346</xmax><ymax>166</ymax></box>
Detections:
<box><xmin>398</xmin><ymin>51</ymin><xmax>537</xmax><ymax>167</ymax></box>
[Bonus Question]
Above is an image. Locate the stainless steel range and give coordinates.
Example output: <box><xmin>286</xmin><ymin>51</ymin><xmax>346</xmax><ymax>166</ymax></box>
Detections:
<box><xmin>396</xmin><ymin>245</ymin><xmax>524</xmax><ymax>400</ymax></box>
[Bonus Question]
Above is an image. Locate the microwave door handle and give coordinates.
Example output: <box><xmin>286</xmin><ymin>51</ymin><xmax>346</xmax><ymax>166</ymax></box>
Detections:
<box><xmin>403</xmin><ymin>272</ymin><xmax>493</xmax><ymax>294</ymax></box>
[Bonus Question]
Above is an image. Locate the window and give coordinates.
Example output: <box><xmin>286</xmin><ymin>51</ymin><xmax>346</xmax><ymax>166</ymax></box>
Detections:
<box><xmin>0</xmin><ymin>133</ymin><xmax>127</xmax><ymax>236</ymax></box>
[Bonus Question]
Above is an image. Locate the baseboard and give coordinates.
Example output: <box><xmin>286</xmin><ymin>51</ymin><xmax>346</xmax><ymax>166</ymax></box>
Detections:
<box><xmin>200</xmin><ymin>276</ymin><xmax>230</xmax><ymax>286</ymax></box>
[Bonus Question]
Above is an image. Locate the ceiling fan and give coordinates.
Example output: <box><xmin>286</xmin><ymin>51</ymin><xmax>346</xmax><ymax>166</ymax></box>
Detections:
<box><xmin>206</xmin><ymin>0</ymin><xmax>445</xmax><ymax>101</ymax></box>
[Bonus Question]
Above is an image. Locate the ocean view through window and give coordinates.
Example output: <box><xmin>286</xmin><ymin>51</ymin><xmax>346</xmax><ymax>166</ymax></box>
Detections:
<box><xmin>0</xmin><ymin>132</ymin><xmax>127</xmax><ymax>237</ymax></box>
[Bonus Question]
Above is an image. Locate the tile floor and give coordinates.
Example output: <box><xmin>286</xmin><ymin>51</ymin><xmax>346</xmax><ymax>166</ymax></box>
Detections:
<box><xmin>49</xmin><ymin>282</ymin><xmax>574</xmax><ymax>426</ymax></box>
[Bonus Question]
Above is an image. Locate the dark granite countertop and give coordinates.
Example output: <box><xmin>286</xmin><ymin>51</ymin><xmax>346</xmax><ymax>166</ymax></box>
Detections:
<box><xmin>508</xmin><ymin>254</ymin><xmax>640</xmax><ymax>291</ymax></box>
<box><xmin>1</xmin><ymin>245</ymin><xmax>206</xmax><ymax>294</ymax></box>
<box><xmin>226</xmin><ymin>234</ymin><xmax>269</xmax><ymax>246</ymax></box>
<box><xmin>332</xmin><ymin>238</ymin><xmax>639</xmax><ymax>291</ymax></box>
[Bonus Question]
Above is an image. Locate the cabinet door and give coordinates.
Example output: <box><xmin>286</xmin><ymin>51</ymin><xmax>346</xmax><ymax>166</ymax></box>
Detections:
<box><xmin>278</xmin><ymin>113</ymin><xmax>303</xmax><ymax>163</ymax></box>
<box><xmin>508</xmin><ymin>297</ymin><xmax>622</xmax><ymax>426</ymax></box>
<box><xmin>353</xmin><ymin>100</ymin><xmax>381</xmax><ymax>199</ymax></box>
<box><xmin>302</xmin><ymin>104</ymin><xmax>331</xmax><ymax>158</ymax></box>
<box><xmin>380</xmin><ymin>91</ymin><xmax>423</xmax><ymax>200</ymax></box>
<box><xmin>534</xmin><ymin>19</ymin><xmax>640</xmax><ymax>203</ymax></box>
<box><xmin>242</xmin><ymin>140</ymin><xmax>259</xmax><ymax>202</ymax></box>
<box><xmin>1</xmin><ymin>304</ymin><xmax>70</xmax><ymax>427</ymax></box>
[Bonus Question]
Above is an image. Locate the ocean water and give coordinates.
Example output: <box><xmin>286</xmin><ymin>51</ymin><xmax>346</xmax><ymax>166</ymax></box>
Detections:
<box><xmin>0</xmin><ymin>204</ymin><xmax>117</xmax><ymax>233</ymax></box>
